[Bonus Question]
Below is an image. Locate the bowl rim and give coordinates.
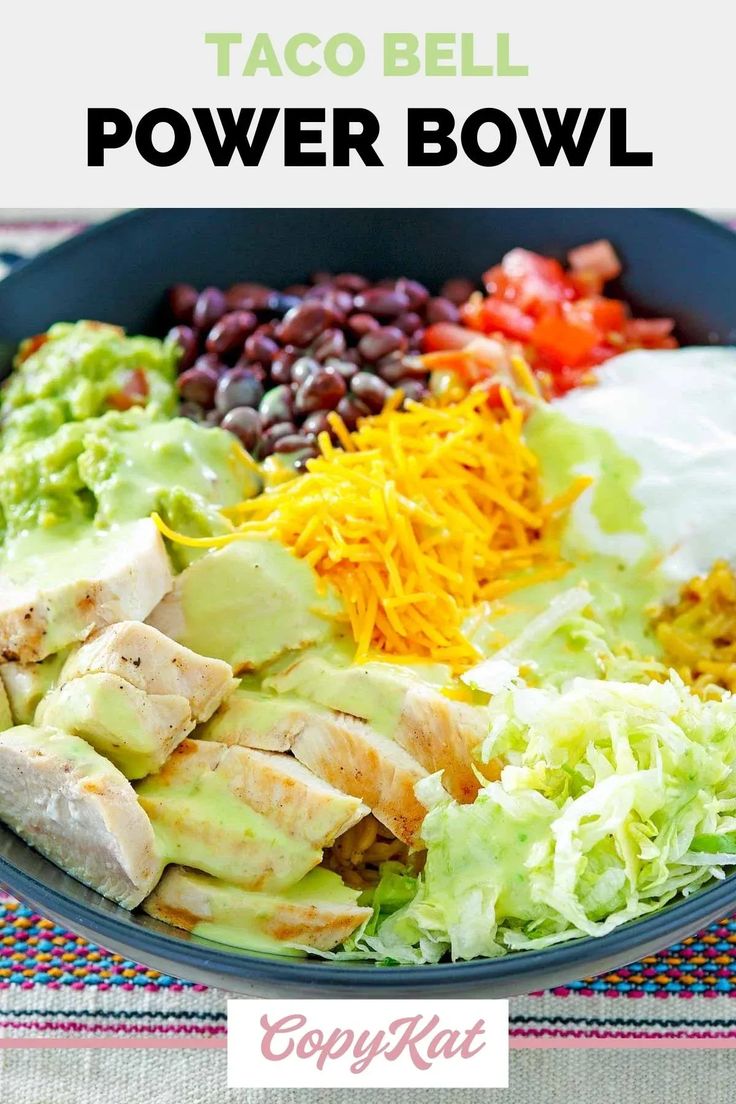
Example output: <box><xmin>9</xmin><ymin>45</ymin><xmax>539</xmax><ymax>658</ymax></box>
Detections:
<box><xmin>3</xmin><ymin>848</ymin><xmax>736</xmax><ymax>990</ymax></box>
<box><xmin>3</xmin><ymin>206</ymin><xmax>736</xmax><ymax>286</ymax></box>
<box><xmin>1</xmin><ymin>205</ymin><xmax>736</xmax><ymax>991</ymax></box>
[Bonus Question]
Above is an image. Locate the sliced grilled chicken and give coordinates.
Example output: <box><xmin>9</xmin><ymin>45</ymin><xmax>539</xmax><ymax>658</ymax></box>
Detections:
<box><xmin>395</xmin><ymin>685</ymin><xmax>487</xmax><ymax>803</ymax></box>
<box><xmin>0</xmin><ymin>651</ymin><xmax>67</xmax><ymax>725</ymax></box>
<box><xmin>213</xmin><ymin>743</ymin><xmax>369</xmax><ymax>846</ymax></box>
<box><xmin>36</xmin><ymin>673</ymin><xmax>195</xmax><ymax>780</ymax></box>
<box><xmin>61</xmin><ymin>621</ymin><xmax>237</xmax><ymax>723</ymax></box>
<box><xmin>143</xmin><ymin>866</ymin><xmax>371</xmax><ymax>953</ymax></box>
<box><xmin>267</xmin><ymin>654</ymin><xmax>487</xmax><ymax>803</ymax></box>
<box><xmin>197</xmin><ymin>687</ymin><xmax>315</xmax><ymax>752</ymax></box>
<box><xmin>0</xmin><ymin>518</ymin><xmax>173</xmax><ymax>664</ymax></box>
<box><xmin>137</xmin><ymin>739</ymin><xmax>366</xmax><ymax>892</ymax></box>
<box><xmin>146</xmin><ymin>540</ymin><xmax>342</xmax><ymax>673</ymax></box>
<box><xmin>0</xmin><ymin>725</ymin><xmax>161</xmax><ymax>907</ymax></box>
<box><xmin>291</xmin><ymin>714</ymin><xmax>429</xmax><ymax>846</ymax></box>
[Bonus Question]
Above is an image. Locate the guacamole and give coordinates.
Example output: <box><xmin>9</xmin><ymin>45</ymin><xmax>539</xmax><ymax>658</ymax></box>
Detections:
<box><xmin>0</xmin><ymin>321</ymin><xmax>257</xmax><ymax>554</ymax></box>
<box><xmin>0</xmin><ymin>409</ymin><xmax>261</xmax><ymax>563</ymax></box>
<box><xmin>2</xmin><ymin>321</ymin><xmax>179</xmax><ymax>448</ymax></box>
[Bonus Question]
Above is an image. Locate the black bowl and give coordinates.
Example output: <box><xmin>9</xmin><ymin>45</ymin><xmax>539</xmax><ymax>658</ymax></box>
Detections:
<box><xmin>0</xmin><ymin>208</ymin><xmax>735</xmax><ymax>997</ymax></box>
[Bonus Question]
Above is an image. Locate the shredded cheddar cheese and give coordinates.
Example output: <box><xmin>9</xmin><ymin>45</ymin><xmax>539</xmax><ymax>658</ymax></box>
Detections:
<box><xmin>156</xmin><ymin>391</ymin><xmax>586</xmax><ymax>667</ymax></box>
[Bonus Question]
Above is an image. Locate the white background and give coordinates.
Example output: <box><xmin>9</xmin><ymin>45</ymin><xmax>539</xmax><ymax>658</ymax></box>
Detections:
<box><xmin>227</xmin><ymin>998</ymin><xmax>509</xmax><ymax>1088</ymax></box>
<box><xmin>0</xmin><ymin>0</ymin><xmax>733</xmax><ymax>207</ymax></box>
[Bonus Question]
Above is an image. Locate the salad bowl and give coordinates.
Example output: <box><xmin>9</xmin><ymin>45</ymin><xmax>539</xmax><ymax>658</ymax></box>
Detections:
<box><xmin>0</xmin><ymin>207</ymin><xmax>734</xmax><ymax>997</ymax></box>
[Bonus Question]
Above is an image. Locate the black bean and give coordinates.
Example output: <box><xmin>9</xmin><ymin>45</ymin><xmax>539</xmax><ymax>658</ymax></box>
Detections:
<box><xmin>334</xmin><ymin>273</ymin><xmax>371</xmax><ymax>293</ymax></box>
<box><xmin>394</xmin><ymin>355</ymin><xmax>430</xmax><ymax>380</ymax></box>
<box><xmin>267</xmin><ymin>292</ymin><xmax>303</xmax><ymax>317</ymax></box>
<box><xmin>269</xmin><ymin>358</ymin><xmax>294</xmax><ymax>386</ymax></box>
<box><xmin>220</xmin><ymin>406</ymin><xmax>261</xmax><ymax>451</ymax></box>
<box><xmin>294</xmin><ymin>366</ymin><xmax>347</xmax><ymax>415</ymax></box>
<box><xmin>167</xmin><ymin>325</ymin><xmax>199</xmax><ymax>372</ymax></box>
<box><xmin>304</xmin><ymin>287</ymin><xmax>353</xmax><ymax>319</ymax></box>
<box><xmin>193</xmin><ymin>287</ymin><xmax>227</xmax><ymax>330</ymax></box>
<box><xmin>347</xmin><ymin>313</ymin><xmax>380</xmax><ymax>339</ymax></box>
<box><xmin>301</xmin><ymin>410</ymin><xmax>332</xmax><ymax>439</ymax></box>
<box><xmin>425</xmin><ymin>297</ymin><xmax>460</xmax><ymax>325</ymax></box>
<box><xmin>396</xmin><ymin>278</ymin><xmax>430</xmax><ymax>310</ymax></box>
<box><xmin>375</xmin><ymin>354</ymin><xmax>409</xmax><ymax>384</ymax></box>
<box><xmin>312</xmin><ymin>328</ymin><xmax>347</xmax><ymax>362</ymax></box>
<box><xmin>259</xmin><ymin>421</ymin><xmax>297</xmax><ymax>457</ymax></box>
<box><xmin>177</xmin><ymin>364</ymin><xmax>219</xmax><ymax>406</ymax></box>
<box><xmin>325</xmin><ymin>357</ymin><xmax>359</xmax><ymax>382</ymax></box>
<box><xmin>206</xmin><ymin>311</ymin><xmax>258</xmax><ymax>356</ymax></box>
<box><xmin>290</xmin><ymin>356</ymin><xmax>321</xmax><ymax>385</ymax></box>
<box><xmin>225</xmin><ymin>282</ymin><xmax>274</xmax><ymax>312</ymax></box>
<box><xmin>395</xmin><ymin>312</ymin><xmax>423</xmax><ymax>336</ymax></box>
<box><xmin>179</xmin><ymin>401</ymin><xmax>205</xmax><ymax>422</ymax></box>
<box><xmin>335</xmin><ymin>395</ymin><xmax>371</xmax><ymax>431</ymax></box>
<box><xmin>244</xmin><ymin>331</ymin><xmax>279</xmax><ymax>366</ymax></box>
<box><xmin>357</xmin><ymin>326</ymin><xmax>408</xmax><ymax>363</ymax></box>
<box><xmin>194</xmin><ymin>352</ymin><xmax>226</xmax><ymax>376</ymax></box>
<box><xmin>234</xmin><ymin>356</ymin><xmax>267</xmax><ymax>382</ymax></box>
<box><xmin>259</xmin><ymin>385</ymin><xmax>294</xmax><ymax>428</ymax></box>
<box><xmin>294</xmin><ymin>453</ymin><xmax>318</xmax><ymax>473</ymax></box>
<box><xmin>351</xmin><ymin>372</ymin><xmax>393</xmax><ymax>413</ymax></box>
<box><xmin>215</xmin><ymin>368</ymin><xmax>265</xmax><ymax>414</ymax></box>
<box><xmin>277</xmin><ymin>302</ymin><xmax>331</xmax><ymax>346</ymax></box>
<box><xmin>168</xmin><ymin>284</ymin><xmax>198</xmax><ymax>324</ymax></box>
<box><xmin>273</xmin><ymin>433</ymin><xmax>314</xmax><ymax>454</ymax></box>
<box><xmin>440</xmin><ymin>277</ymin><xmax>477</xmax><ymax>305</ymax></box>
<box><xmin>353</xmin><ymin>287</ymin><xmax>410</xmax><ymax>319</ymax></box>
<box><xmin>396</xmin><ymin>378</ymin><xmax>427</xmax><ymax>403</ymax></box>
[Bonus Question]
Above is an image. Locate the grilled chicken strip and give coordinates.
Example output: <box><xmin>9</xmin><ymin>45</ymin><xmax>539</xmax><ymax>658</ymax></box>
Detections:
<box><xmin>36</xmin><ymin>673</ymin><xmax>195</xmax><ymax>779</ymax></box>
<box><xmin>291</xmin><ymin>713</ymin><xmax>429</xmax><ymax>846</ymax></box>
<box><xmin>61</xmin><ymin>621</ymin><xmax>237</xmax><ymax>723</ymax></box>
<box><xmin>197</xmin><ymin>688</ymin><xmax>316</xmax><ymax>752</ymax></box>
<box><xmin>137</xmin><ymin>739</ymin><xmax>368</xmax><ymax>892</ymax></box>
<box><xmin>0</xmin><ymin>518</ymin><xmax>172</xmax><ymax>664</ymax></box>
<box><xmin>266</xmin><ymin>654</ymin><xmax>488</xmax><ymax>803</ymax></box>
<box><xmin>0</xmin><ymin>725</ymin><xmax>161</xmax><ymax>907</ymax></box>
<box><xmin>395</xmin><ymin>684</ymin><xmax>487</xmax><ymax>803</ymax></box>
<box><xmin>0</xmin><ymin>651</ymin><xmax>68</xmax><ymax>725</ymax></box>
<box><xmin>143</xmin><ymin>866</ymin><xmax>372</xmax><ymax>952</ymax></box>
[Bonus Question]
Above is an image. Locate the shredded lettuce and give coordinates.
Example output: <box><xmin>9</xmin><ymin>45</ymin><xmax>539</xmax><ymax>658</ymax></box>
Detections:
<box><xmin>348</xmin><ymin>675</ymin><xmax>736</xmax><ymax>963</ymax></box>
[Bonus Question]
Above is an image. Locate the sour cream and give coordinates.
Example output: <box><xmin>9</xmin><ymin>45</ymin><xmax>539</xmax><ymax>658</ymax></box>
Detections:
<box><xmin>553</xmin><ymin>347</ymin><xmax>736</xmax><ymax>584</ymax></box>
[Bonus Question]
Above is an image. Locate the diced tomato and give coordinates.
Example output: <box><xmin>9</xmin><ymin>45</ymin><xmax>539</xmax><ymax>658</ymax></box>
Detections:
<box><xmin>107</xmin><ymin>367</ymin><xmax>150</xmax><ymax>411</ymax></box>
<box><xmin>422</xmin><ymin>322</ymin><xmax>477</xmax><ymax>353</ymax></box>
<box><xmin>479</xmin><ymin>379</ymin><xmax>506</xmax><ymax>409</ymax></box>
<box><xmin>481</xmin><ymin>264</ymin><xmax>509</xmax><ymax>298</ymax></box>
<box><xmin>423</xmin><ymin>242</ymin><xmax>678</xmax><ymax>403</ymax></box>
<box><xmin>489</xmin><ymin>248</ymin><xmax>576</xmax><ymax>316</ymax></box>
<box><xmin>567</xmin><ymin>240</ymin><xmax>622</xmax><ymax>283</ymax></box>
<box><xmin>474</xmin><ymin>299</ymin><xmax>536</xmax><ymax>342</ymax></box>
<box><xmin>552</xmin><ymin>365</ymin><xmax>590</xmax><ymax>395</ymax></box>
<box><xmin>566</xmin><ymin>297</ymin><xmax>628</xmax><ymax>334</ymax></box>
<box><xmin>531</xmin><ymin>312</ymin><xmax>600</xmax><ymax>367</ymax></box>
<box><xmin>17</xmin><ymin>333</ymin><xmax>49</xmax><ymax>363</ymax></box>
<box><xmin>624</xmin><ymin>317</ymin><xmax>676</xmax><ymax>345</ymax></box>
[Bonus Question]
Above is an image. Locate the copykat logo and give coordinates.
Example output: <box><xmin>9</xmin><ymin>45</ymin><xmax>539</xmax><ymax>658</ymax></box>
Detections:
<box><xmin>227</xmin><ymin>999</ymin><xmax>509</xmax><ymax>1088</ymax></box>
